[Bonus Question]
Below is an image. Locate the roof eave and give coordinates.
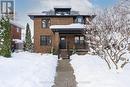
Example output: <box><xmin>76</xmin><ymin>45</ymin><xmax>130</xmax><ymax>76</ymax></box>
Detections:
<box><xmin>50</xmin><ymin>28</ymin><xmax>85</xmax><ymax>30</ymax></box>
<box><xmin>10</xmin><ymin>21</ymin><xmax>25</xmax><ymax>29</ymax></box>
<box><xmin>28</xmin><ymin>14</ymin><xmax>96</xmax><ymax>18</ymax></box>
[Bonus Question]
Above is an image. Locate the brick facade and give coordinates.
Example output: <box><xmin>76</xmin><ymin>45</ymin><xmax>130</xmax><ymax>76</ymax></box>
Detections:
<box><xmin>29</xmin><ymin>8</ymin><xmax>95</xmax><ymax>53</ymax></box>
<box><xmin>33</xmin><ymin>17</ymin><xmax>75</xmax><ymax>53</ymax></box>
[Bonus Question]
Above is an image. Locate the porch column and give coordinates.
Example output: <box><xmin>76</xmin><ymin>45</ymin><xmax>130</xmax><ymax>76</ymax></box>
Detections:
<box><xmin>54</xmin><ymin>32</ymin><xmax>60</xmax><ymax>53</ymax></box>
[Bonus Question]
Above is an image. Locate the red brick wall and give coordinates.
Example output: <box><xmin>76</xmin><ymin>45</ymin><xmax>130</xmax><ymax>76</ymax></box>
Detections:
<box><xmin>33</xmin><ymin>16</ymin><xmax>90</xmax><ymax>53</ymax></box>
<box><xmin>11</xmin><ymin>24</ymin><xmax>21</xmax><ymax>39</ymax></box>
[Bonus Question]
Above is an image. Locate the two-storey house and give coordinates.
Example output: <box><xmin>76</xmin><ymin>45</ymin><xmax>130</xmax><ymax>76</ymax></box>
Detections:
<box><xmin>28</xmin><ymin>7</ymin><xmax>95</xmax><ymax>58</ymax></box>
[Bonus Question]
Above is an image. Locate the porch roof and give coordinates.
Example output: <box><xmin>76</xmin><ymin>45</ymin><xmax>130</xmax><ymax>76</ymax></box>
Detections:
<box><xmin>50</xmin><ymin>23</ymin><xmax>85</xmax><ymax>29</ymax></box>
<box><xmin>50</xmin><ymin>23</ymin><xmax>85</xmax><ymax>34</ymax></box>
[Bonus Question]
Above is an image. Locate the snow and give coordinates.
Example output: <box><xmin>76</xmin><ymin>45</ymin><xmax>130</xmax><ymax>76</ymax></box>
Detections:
<box><xmin>0</xmin><ymin>52</ymin><xmax>58</xmax><ymax>87</ymax></box>
<box><xmin>50</xmin><ymin>23</ymin><xmax>85</xmax><ymax>29</ymax></box>
<box><xmin>54</xmin><ymin>6</ymin><xmax>72</xmax><ymax>9</ymax></box>
<box><xmin>10</xmin><ymin>20</ymin><xmax>25</xmax><ymax>29</ymax></box>
<box><xmin>70</xmin><ymin>54</ymin><xmax>130</xmax><ymax>87</ymax></box>
<box><xmin>13</xmin><ymin>39</ymin><xmax>23</xmax><ymax>43</ymax></box>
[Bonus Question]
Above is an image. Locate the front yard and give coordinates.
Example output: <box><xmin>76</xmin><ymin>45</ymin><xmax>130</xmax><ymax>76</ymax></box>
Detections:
<box><xmin>0</xmin><ymin>52</ymin><xmax>58</xmax><ymax>87</ymax></box>
<box><xmin>70</xmin><ymin>54</ymin><xmax>130</xmax><ymax>87</ymax></box>
<box><xmin>1</xmin><ymin>52</ymin><xmax>130</xmax><ymax>87</ymax></box>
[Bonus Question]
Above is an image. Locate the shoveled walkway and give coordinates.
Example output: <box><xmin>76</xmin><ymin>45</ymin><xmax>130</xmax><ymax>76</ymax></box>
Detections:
<box><xmin>52</xmin><ymin>59</ymin><xmax>77</xmax><ymax>87</ymax></box>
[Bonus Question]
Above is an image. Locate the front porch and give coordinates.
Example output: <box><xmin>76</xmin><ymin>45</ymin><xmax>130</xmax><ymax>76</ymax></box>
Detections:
<box><xmin>59</xmin><ymin>34</ymin><xmax>86</xmax><ymax>50</ymax></box>
<box><xmin>50</xmin><ymin>24</ymin><xmax>88</xmax><ymax>59</ymax></box>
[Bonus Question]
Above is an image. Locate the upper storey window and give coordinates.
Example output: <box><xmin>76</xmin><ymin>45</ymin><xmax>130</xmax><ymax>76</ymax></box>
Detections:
<box><xmin>16</xmin><ymin>28</ymin><xmax>20</xmax><ymax>32</ymax></box>
<box><xmin>75</xmin><ymin>16</ymin><xmax>85</xmax><ymax>24</ymax></box>
<box><xmin>42</xmin><ymin>18</ymin><xmax>50</xmax><ymax>28</ymax></box>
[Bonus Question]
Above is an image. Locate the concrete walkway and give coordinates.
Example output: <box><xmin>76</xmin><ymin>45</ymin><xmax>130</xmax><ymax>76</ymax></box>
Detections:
<box><xmin>52</xmin><ymin>59</ymin><xmax>77</xmax><ymax>87</ymax></box>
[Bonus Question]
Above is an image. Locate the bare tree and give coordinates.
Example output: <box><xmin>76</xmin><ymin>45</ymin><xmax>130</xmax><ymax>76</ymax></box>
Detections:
<box><xmin>85</xmin><ymin>0</ymin><xmax>130</xmax><ymax>69</ymax></box>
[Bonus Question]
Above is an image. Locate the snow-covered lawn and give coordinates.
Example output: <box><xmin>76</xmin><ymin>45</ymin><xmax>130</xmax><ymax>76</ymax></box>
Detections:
<box><xmin>0</xmin><ymin>52</ymin><xmax>58</xmax><ymax>87</ymax></box>
<box><xmin>70</xmin><ymin>54</ymin><xmax>130</xmax><ymax>87</ymax></box>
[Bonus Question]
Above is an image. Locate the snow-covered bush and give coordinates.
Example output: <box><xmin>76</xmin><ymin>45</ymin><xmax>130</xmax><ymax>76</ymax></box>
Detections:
<box><xmin>85</xmin><ymin>0</ymin><xmax>130</xmax><ymax>69</ymax></box>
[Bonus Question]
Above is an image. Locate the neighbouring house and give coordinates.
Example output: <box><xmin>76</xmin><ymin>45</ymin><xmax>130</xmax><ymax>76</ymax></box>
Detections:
<box><xmin>10</xmin><ymin>21</ymin><xmax>24</xmax><ymax>51</ymax></box>
<box><xmin>28</xmin><ymin>7</ymin><xmax>95</xmax><ymax>58</ymax></box>
<box><xmin>0</xmin><ymin>0</ymin><xmax>24</xmax><ymax>51</ymax></box>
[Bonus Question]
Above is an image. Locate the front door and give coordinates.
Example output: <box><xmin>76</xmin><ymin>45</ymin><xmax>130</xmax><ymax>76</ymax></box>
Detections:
<box><xmin>60</xmin><ymin>36</ymin><xmax>66</xmax><ymax>49</ymax></box>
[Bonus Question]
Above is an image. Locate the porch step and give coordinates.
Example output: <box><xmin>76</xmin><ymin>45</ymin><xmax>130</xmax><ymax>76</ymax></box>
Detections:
<box><xmin>60</xmin><ymin>49</ymin><xmax>69</xmax><ymax>59</ymax></box>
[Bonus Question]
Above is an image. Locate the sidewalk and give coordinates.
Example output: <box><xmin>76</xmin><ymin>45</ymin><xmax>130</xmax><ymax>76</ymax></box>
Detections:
<box><xmin>53</xmin><ymin>59</ymin><xmax>77</xmax><ymax>87</ymax></box>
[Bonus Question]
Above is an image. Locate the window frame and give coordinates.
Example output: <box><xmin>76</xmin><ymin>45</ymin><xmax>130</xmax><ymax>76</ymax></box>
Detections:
<box><xmin>75</xmin><ymin>36</ymin><xmax>85</xmax><ymax>49</ymax></box>
<box><xmin>75</xmin><ymin>16</ymin><xmax>85</xmax><ymax>24</ymax></box>
<box><xmin>41</xmin><ymin>18</ymin><xmax>51</xmax><ymax>28</ymax></box>
<box><xmin>16</xmin><ymin>27</ymin><xmax>20</xmax><ymax>32</ymax></box>
<box><xmin>40</xmin><ymin>35</ymin><xmax>52</xmax><ymax>46</ymax></box>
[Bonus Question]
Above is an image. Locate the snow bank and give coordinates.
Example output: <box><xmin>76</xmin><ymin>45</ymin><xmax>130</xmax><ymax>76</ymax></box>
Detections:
<box><xmin>70</xmin><ymin>54</ymin><xmax>130</xmax><ymax>87</ymax></box>
<box><xmin>0</xmin><ymin>52</ymin><xmax>58</xmax><ymax>87</ymax></box>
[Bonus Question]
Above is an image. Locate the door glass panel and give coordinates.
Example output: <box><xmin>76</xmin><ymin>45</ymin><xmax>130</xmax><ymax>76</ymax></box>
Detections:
<box><xmin>61</xmin><ymin>37</ymin><xmax>65</xmax><ymax>40</ymax></box>
<box><xmin>75</xmin><ymin>36</ymin><xmax>80</xmax><ymax>44</ymax></box>
<box><xmin>60</xmin><ymin>36</ymin><xmax>66</xmax><ymax>49</ymax></box>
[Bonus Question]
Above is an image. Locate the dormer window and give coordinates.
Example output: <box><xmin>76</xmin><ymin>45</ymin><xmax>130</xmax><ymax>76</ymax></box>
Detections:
<box><xmin>56</xmin><ymin>11</ymin><xmax>69</xmax><ymax>15</ymax></box>
<box><xmin>54</xmin><ymin>8</ymin><xmax>71</xmax><ymax>15</ymax></box>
